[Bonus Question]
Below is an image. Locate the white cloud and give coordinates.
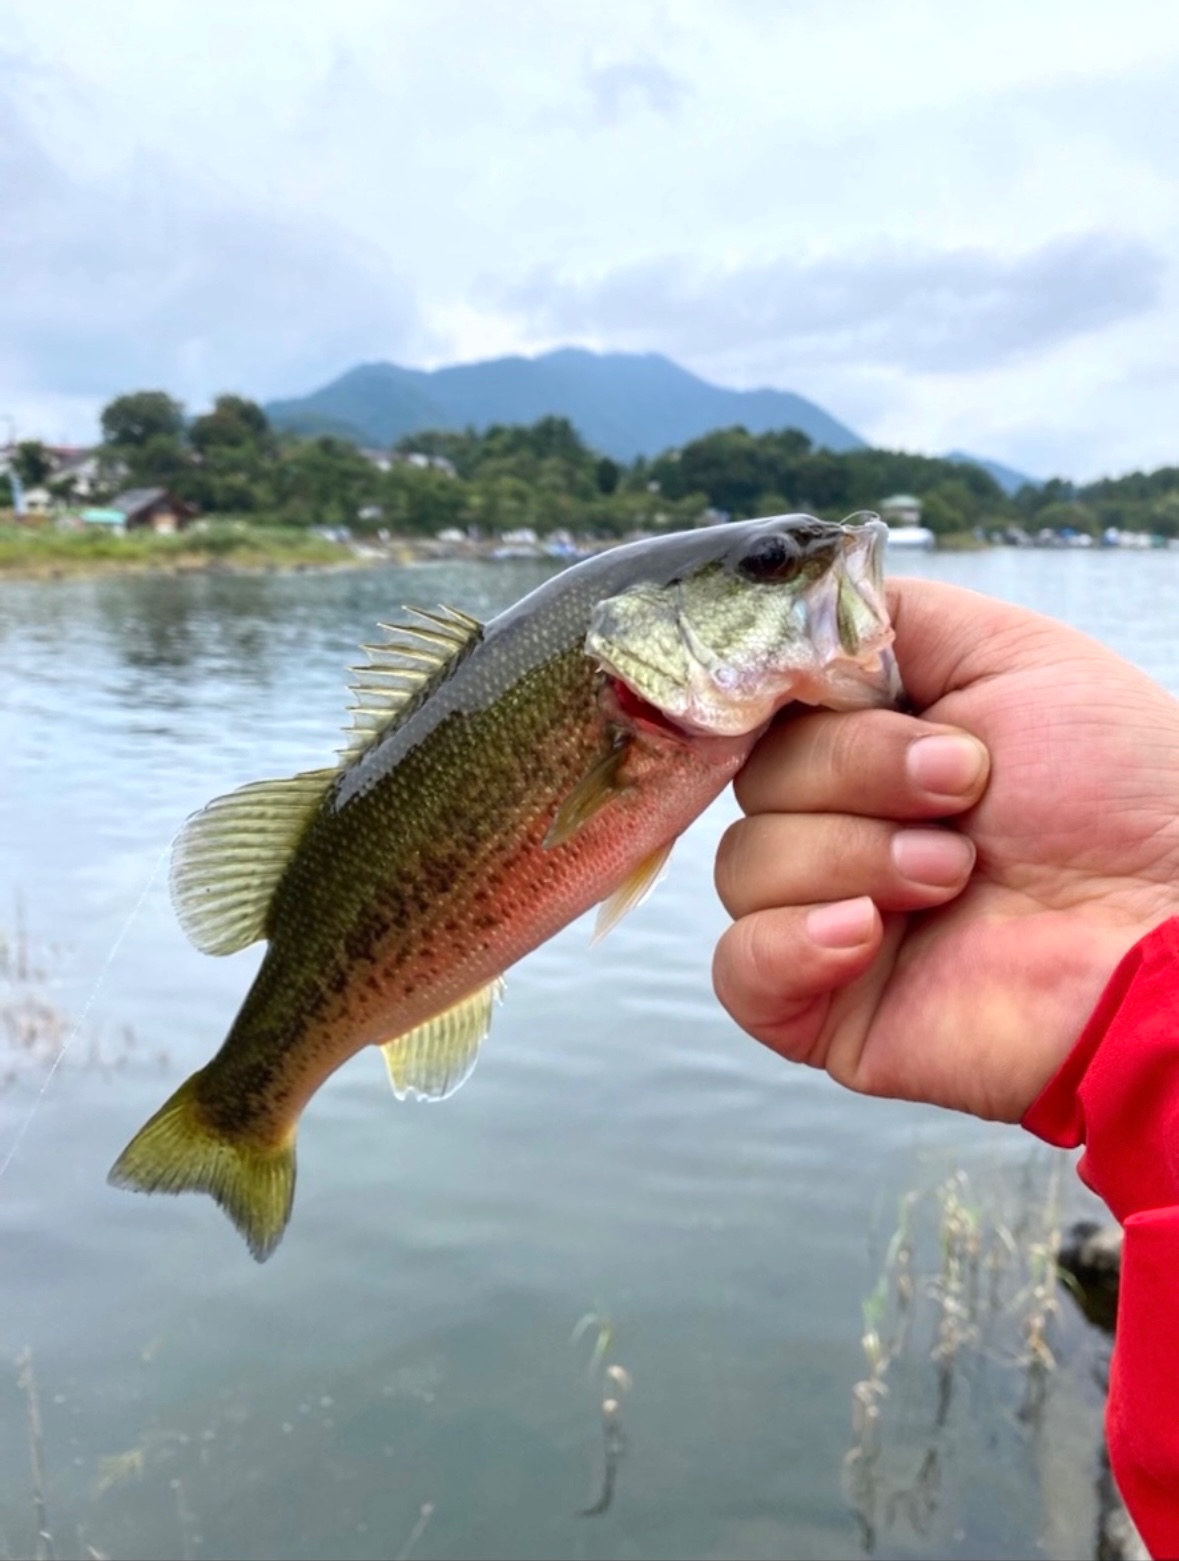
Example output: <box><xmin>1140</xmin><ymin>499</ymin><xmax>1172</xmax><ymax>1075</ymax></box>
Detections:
<box><xmin>487</xmin><ymin>234</ymin><xmax>1164</xmax><ymax>374</ymax></box>
<box><xmin>0</xmin><ymin>72</ymin><xmax>424</xmax><ymax>416</ymax></box>
<box><xmin>582</xmin><ymin>58</ymin><xmax>693</xmax><ymax>125</ymax></box>
<box><xmin>2</xmin><ymin>0</ymin><xmax>1179</xmax><ymax>478</ymax></box>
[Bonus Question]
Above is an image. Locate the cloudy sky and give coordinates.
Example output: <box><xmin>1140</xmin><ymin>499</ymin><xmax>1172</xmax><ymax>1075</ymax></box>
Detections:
<box><xmin>2</xmin><ymin>0</ymin><xmax>1178</xmax><ymax>480</ymax></box>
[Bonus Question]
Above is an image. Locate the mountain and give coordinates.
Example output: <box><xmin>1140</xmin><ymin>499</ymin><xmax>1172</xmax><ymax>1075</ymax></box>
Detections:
<box><xmin>945</xmin><ymin>450</ymin><xmax>1037</xmax><ymax>496</ymax></box>
<box><xmin>265</xmin><ymin>348</ymin><xmax>867</xmax><ymax>461</ymax></box>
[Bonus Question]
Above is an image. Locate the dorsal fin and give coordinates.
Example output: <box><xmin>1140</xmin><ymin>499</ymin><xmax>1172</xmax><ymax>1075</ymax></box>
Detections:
<box><xmin>169</xmin><ymin>605</ymin><xmax>481</xmax><ymax>958</ymax></box>
<box><xmin>339</xmin><ymin>604</ymin><xmax>483</xmax><ymax>767</ymax></box>
<box><xmin>171</xmin><ymin>768</ymin><xmax>337</xmax><ymax>955</ymax></box>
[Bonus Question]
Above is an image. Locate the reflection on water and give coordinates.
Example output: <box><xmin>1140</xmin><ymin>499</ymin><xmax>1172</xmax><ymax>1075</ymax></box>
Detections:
<box><xmin>1</xmin><ymin>548</ymin><xmax>1174</xmax><ymax>1560</ymax></box>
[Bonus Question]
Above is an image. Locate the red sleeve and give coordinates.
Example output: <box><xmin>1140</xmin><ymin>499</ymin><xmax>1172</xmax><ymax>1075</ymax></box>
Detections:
<box><xmin>1023</xmin><ymin>916</ymin><xmax>1179</xmax><ymax>1561</ymax></box>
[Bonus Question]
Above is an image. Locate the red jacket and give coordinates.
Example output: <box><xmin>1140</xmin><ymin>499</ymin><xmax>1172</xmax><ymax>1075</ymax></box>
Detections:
<box><xmin>1024</xmin><ymin>916</ymin><xmax>1179</xmax><ymax>1561</ymax></box>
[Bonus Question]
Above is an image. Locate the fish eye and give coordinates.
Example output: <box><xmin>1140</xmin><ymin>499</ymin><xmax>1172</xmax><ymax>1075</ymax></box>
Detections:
<box><xmin>735</xmin><ymin>534</ymin><xmax>801</xmax><ymax>581</ymax></box>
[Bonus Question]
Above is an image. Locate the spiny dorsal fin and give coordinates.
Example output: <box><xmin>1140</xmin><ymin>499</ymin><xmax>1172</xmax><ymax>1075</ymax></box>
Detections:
<box><xmin>380</xmin><ymin>977</ymin><xmax>504</xmax><ymax>1101</ymax></box>
<box><xmin>592</xmin><ymin>841</ymin><xmax>675</xmax><ymax>945</ymax></box>
<box><xmin>340</xmin><ymin>604</ymin><xmax>483</xmax><ymax>767</ymax></box>
<box><xmin>170</xmin><ymin>768</ymin><xmax>336</xmax><ymax>955</ymax></box>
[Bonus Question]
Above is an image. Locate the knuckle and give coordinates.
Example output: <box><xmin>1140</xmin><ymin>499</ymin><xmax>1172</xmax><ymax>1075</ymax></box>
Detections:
<box><xmin>712</xmin><ymin>918</ymin><xmax>763</xmax><ymax>1012</ymax></box>
<box><xmin>732</xmin><ymin>739</ymin><xmax>777</xmax><ymax>813</ymax></box>
<box><xmin>817</xmin><ymin>711</ymin><xmax>863</xmax><ymax>781</ymax></box>
<box><xmin>822</xmin><ymin>708</ymin><xmax>906</xmax><ymax>788</ymax></box>
<box><xmin>714</xmin><ymin>819</ymin><xmax>753</xmax><ymax>912</ymax></box>
<box><xmin>734</xmin><ymin>911</ymin><xmax>787</xmax><ymax>1001</ymax></box>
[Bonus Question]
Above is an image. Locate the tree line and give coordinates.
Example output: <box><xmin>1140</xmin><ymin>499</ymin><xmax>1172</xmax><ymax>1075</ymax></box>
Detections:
<box><xmin>5</xmin><ymin>387</ymin><xmax>1179</xmax><ymax>540</ymax></box>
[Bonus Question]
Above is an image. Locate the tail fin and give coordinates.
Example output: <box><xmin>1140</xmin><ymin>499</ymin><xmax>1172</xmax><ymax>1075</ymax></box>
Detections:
<box><xmin>108</xmin><ymin>1072</ymin><xmax>296</xmax><ymax>1262</ymax></box>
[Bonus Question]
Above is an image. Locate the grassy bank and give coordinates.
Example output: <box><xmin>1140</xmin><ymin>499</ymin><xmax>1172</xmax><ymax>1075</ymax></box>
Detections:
<box><xmin>931</xmin><ymin>529</ymin><xmax>988</xmax><ymax>551</ymax></box>
<box><xmin>0</xmin><ymin>522</ymin><xmax>357</xmax><ymax>580</ymax></box>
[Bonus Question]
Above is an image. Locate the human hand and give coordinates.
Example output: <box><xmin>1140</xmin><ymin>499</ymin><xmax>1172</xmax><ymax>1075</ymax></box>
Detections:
<box><xmin>712</xmin><ymin>578</ymin><xmax>1179</xmax><ymax>1122</ymax></box>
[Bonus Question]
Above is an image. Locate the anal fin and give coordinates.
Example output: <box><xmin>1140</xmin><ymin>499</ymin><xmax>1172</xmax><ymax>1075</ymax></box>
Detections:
<box><xmin>380</xmin><ymin>978</ymin><xmax>504</xmax><ymax>1101</ymax></box>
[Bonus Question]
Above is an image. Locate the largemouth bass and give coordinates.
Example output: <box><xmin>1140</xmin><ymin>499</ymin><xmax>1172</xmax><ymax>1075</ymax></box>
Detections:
<box><xmin>110</xmin><ymin>513</ymin><xmax>901</xmax><ymax>1259</ymax></box>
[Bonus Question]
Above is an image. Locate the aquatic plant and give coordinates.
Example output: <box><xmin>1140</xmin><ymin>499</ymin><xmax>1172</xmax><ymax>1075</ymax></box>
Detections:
<box><xmin>844</xmin><ymin>1158</ymin><xmax>1073</xmax><ymax>1552</ymax></box>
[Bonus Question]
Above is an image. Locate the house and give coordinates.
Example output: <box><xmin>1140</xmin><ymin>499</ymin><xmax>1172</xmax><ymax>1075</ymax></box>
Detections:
<box><xmin>50</xmin><ymin>449</ymin><xmax>110</xmax><ymax>499</ymax></box>
<box><xmin>21</xmin><ymin>486</ymin><xmax>54</xmax><ymax>516</ymax></box>
<box><xmin>110</xmin><ymin>488</ymin><xmax>196</xmax><ymax>533</ymax></box>
<box><xmin>880</xmin><ymin>493</ymin><xmax>923</xmax><ymax>526</ymax></box>
<box><xmin>2</xmin><ymin>443</ymin><xmax>120</xmax><ymax>504</ymax></box>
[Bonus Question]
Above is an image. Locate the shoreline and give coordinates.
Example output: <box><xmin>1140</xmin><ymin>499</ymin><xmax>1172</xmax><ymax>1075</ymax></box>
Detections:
<box><xmin>0</xmin><ymin>550</ymin><xmax>395</xmax><ymax>583</ymax></box>
<box><xmin>0</xmin><ymin>523</ymin><xmax>999</xmax><ymax>584</ymax></box>
<box><xmin>0</xmin><ymin>527</ymin><xmax>443</xmax><ymax>583</ymax></box>
<box><xmin>0</xmin><ymin>523</ymin><xmax>616</xmax><ymax>583</ymax></box>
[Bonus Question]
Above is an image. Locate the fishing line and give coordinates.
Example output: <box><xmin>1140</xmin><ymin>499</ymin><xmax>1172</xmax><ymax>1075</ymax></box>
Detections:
<box><xmin>0</xmin><ymin>837</ymin><xmax>173</xmax><ymax>1185</ymax></box>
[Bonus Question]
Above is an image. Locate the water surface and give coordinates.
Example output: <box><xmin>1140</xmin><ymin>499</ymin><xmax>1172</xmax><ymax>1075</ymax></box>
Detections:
<box><xmin>2</xmin><ymin>546</ymin><xmax>1174</xmax><ymax>1560</ymax></box>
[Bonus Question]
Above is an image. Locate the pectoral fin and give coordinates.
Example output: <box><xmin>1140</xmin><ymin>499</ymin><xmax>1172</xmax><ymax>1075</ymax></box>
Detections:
<box><xmin>545</xmin><ymin>741</ymin><xmax>630</xmax><ymax>848</ymax></box>
<box><xmin>380</xmin><ymin>978</ymin><xmax>505</xmax><ymax>1101</ymax></box>
<box><xmin>592</xmin><ymin>841</ymin><xmax>675</xmax><ymax>945</ymax></box>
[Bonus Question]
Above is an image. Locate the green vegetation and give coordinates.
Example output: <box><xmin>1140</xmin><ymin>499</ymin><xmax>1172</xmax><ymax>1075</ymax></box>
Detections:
<box><xmin>10</xmin><ymin>440</ymin><xmax>54</xmax><ymax>488</ymax></box>
<box><xmin>11</xmin><ymin>385</ymin><xmax>1179</xmax><ymax>548</ymax></box>
<box><xmin>0</xmin><ymin>522</ymin><xmax>349</xmax><ymax>578</ymax></box>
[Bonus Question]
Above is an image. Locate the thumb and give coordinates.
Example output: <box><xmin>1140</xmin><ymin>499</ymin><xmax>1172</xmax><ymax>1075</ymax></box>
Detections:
<box><xmin>886</xmin><ymin>578</ymin><xmax>1096</xmax><ymax>713</ymax></box>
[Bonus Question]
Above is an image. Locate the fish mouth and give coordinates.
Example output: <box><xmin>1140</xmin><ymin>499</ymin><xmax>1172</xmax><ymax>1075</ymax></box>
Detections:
<box><xmin>593</xmin><ymin>637</ymin><xmax>779</xmax><ymax>739</ymax></box>
<box><xmin>586</xmin><ymin>513</ymin><xmax>904</xmax><ymax>736</ymax></box>
<box><xmin>601</xmin><ymin>672</ymin><xmax>696</xmax><ymax>739</ymax></box>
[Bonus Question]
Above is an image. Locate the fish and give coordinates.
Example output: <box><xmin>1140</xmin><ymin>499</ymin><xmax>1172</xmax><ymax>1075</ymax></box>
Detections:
<box><xmin>109</xmin><ymin>512</ymin><xmax>901</xmax><ymax>1260</ymax></box>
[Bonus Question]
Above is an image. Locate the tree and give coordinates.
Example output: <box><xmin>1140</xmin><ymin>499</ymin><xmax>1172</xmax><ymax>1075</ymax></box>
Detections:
<box><xmin>1018</xmin><ymin>476</ymin><xmax>1075</xmax><ymax>519</ymax></box>
<box><xmin>792</xmin><ymin>450</ymin><xmax>849</xmax><ymax>513</ymax></box>
<box><xmin>128</xmin><ymin>433</ymin><xmax>192</xmax><ymax>490</ymax></box>
<box><xmin>12</xmin><ymin>441</ymin><xmax>53</xmax><ymax>488</ymax></box>
<box><xmin>595</xmin><ymin>457</ymin><xmax>620</xmax><ymax>495</ymax></box>
<box><xmin>766</xmin><ymin>428</ymin><xmax>813</xmax><ymax>461</ymax></box>
<box><xmin>383</xmin><ymin>465</ymin><xmax>469</xmax><ymax>535</ymax></box>
<box><xmin>101</xmin><ymin>391</ymin><xmax>186</xmax><ymax>449</ymax></box>
<box><xmin>191</xmin><ymin>395</ymin><xmax>271</xmax><ymax>454</ymax></box>
<box><xmin>1148</xmin><ymin>493</ymin><xmax>1179</xmax><ymax>539</ymax></box>
<box><xmin>272</xmin><ymin>437</ymin><xmax>379</xmax><ymax>527</ymax></box>
<box><xmin>674</xmin><ymin>428</ymin><xmax>767</xmax><ymax>515</ymax></box>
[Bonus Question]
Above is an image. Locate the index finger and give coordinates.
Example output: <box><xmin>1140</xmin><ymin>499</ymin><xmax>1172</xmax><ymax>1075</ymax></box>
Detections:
<box><xmin>733</xmin><ymin>709</ymin><xmax>990</xmax><ymax>819</ymax></box>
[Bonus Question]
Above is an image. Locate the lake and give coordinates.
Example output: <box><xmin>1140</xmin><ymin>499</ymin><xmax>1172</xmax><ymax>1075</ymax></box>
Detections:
<box><xmin>2</xmin><ymin>544</ymin><xmax>1175</xmax><ymax>1561</ymax></box>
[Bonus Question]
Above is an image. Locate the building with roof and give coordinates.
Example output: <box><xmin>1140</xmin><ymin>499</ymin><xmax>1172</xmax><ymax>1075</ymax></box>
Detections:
<box><xmin>51</xmin><ymin>450</ymin><xmax>110</xmax><ymax>499</ymax></box>
<box><xmin>879</xmin><ymin>493</ymin><xmax>923</xmax><ymax>526</ymax></box>
<box><xmin>110</xmin><ymin>488</ymin><xmax>196</xmax><ymax>533</ymax></box>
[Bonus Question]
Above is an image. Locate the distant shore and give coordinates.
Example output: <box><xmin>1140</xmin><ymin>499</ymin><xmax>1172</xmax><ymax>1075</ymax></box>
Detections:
<box><xmin>0</xmin><ymin>520</ymin><xmax>637</xmax><ymax>583</ymax></box>
<box><xmin>0</xmin><ymin>519</ymin><xmax>998</xmax><ymax>583</ymax></box>
<box><xmin>0</xmin><ymin>522</ymin><xmax>451</xmax><ymax>582</ymax></box>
